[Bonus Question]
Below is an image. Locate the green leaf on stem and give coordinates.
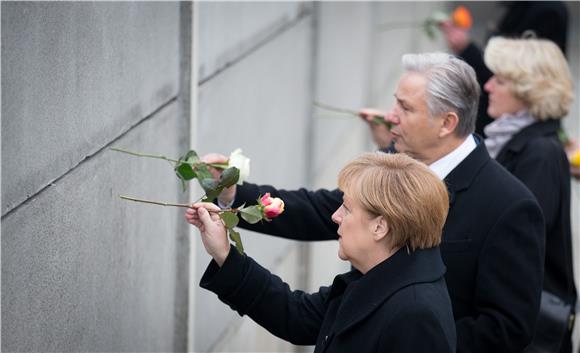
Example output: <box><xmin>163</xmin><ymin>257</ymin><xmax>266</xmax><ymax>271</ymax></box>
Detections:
<box><xmin>239</xmin><ymin>205</ymin><xmax>263</xmax><ymax>224</ymax></box>
<box><xmin>220</xmin><ymin>211</ymin><xmax>239</xmax><ymax>229</ymax></box>
<box><xmin>194</xmin><ymin>163</ymin><xmax>214</xmax><ymax>181</ymax></box>
<box><xmin>200</xmin><ymin>178</ymin><xmax>218</xmax><ymax>193</ymax></box>
<box><xmin>202</xmin><ymin>192</ymin><xmax>221</xmax><ymax>203</ymax></box>
<box><xmin>175</xmin><ymin>163</ymin><xmax>197</xmax><ymax>181</ymax></box>
<box><xmin>199</xmin><ymin>178</ymin><xmax>222</xmax><ymax>202</ymax></box>
<box><xmin>424</xmin><ymin>25</ymin><xmax>435</xmax><ymax>40</ymax></box>
<box><xmin>228</xmin><ymin>229</ymin><xmax>244</xmax><ymax>254</ymax></box>
<box><xmin>219</xmin><ymin>167</ymin><xmax>240</xmax><ymax>188</ymax></box>
<box><xmin>371</xmin><ymin>116</ymin><xmax>393</xmax><ymax>130</ymax></box>
<box><xmin>180</xmin><ymin>150</ymin><xmax>200</xmax><ymax>164</ymax></box>
<box><xmin>174</xmin><ymin>150</ymin><xmax>201</xmax><ymax>183</ymax></box>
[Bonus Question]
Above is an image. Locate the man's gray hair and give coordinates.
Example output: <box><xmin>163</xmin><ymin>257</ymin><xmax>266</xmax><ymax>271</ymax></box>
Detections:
<box><xmin>402</xmin><ymin>53</ymin><xmax>480</xmax><ymax>137</ymax></box>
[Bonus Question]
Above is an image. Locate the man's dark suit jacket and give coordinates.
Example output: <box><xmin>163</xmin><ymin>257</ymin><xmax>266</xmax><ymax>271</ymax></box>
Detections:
<box><xmin>496</xmin><ymin>119</ymin><xmax>576</xmax><ymax>306</ymax></box>
<box><xmin>201</xmin><ymin>245</ymin><xmax>456</xmax><ymax>353</ymax></box>
<box><xmin>232</xmin><ymin>140</ymin><xmax>545</xmax><ymax>353</ymax></box>
<box><xmin>458</xmin><ymin>1</ymin><xmax>569</xmax><ymax>135</ymax></box>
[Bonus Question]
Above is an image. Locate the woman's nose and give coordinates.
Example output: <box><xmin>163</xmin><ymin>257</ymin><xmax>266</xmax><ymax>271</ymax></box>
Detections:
<box><xmin>331</xmin><ymin>208</ymin><xmax>342</xmax><ymax>224</ymax></box>
<box><xmin>484</xmin><ymin>78</ymin><xmax>493</xmax><ymax>93</ymax></box>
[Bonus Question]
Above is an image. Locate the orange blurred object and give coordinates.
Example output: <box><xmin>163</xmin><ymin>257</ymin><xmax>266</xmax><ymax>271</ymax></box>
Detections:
<box><xmin>452</xmin><ymin>6</ymin><xmax>472</xmax><ymax>29</ymax></box>
<box><xmin>570</xmin><ymin>149</ymin><xmax>580</xmax><ymax>167</ymax></box>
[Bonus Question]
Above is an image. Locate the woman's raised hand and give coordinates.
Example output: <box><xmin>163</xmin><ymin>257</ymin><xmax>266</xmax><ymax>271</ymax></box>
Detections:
<box><xmin>185</xmin><ymin>203</ymin><xmax>231</xmax><ymax>266</ymax></box>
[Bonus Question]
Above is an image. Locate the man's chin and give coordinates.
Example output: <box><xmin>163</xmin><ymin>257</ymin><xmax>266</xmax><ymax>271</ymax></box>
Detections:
<box><xmin>394</xmin><ymin>141</ymin><xmax>407</xmax><ymax>154</ymax></box>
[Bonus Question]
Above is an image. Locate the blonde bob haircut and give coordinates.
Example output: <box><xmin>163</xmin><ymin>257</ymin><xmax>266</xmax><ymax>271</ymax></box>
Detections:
<box><xmin>337</xmin><ymin>152</ymin><xmax>449</xmax><ymax>251</ymax></box>
<box><xmin>484</xmin><ymin>36</ymin><xmax>574</xmax><ymax>120</ymax></box>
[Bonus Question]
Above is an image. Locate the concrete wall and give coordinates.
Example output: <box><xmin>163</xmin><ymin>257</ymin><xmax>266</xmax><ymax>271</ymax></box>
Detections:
<box><xmin>193</xmin><ymin>2</ymin><xmax>312</xmax><ymax>352</ymax></box>
<box><xmin>1</xmin><ymin>2</ymin><xmax>189</xmax><ymax>351</ymax></box>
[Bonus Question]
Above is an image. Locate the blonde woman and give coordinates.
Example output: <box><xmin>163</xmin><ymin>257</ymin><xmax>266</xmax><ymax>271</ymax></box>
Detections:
<box><xmin>186</xmin><ymin>153</ymin><xmax>455</xmax><ymax>353</ymax></box>
<box><xmin>484</xmin><ymin>36</ymin><xmax>576</xmax><ymax>353</ymax></box>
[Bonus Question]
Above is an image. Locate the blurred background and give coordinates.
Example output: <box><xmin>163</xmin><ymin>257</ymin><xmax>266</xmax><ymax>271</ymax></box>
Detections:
<box><xmin>2</xmin><ymin>2</ymin><xmax>579</xmax><ymax>352</ymax></box>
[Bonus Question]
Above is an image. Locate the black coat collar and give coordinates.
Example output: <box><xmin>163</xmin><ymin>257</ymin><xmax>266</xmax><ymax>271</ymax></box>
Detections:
<box><xmin>496</xmin><ymin>120</ymin><xmax>561</xmax><ymax>160</ymax></box>
<box><xmin>328</xmin><ymin>246</ymin><xmax>446</xmax><ymax>335</ymax></box>
<box><xmin>443</xmin><ymin>134</ymin><xmax>491</xmax><ymax>203</ymax></box>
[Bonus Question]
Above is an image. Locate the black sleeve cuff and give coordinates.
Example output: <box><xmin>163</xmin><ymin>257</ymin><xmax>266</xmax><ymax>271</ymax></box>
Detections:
<box><xmin>234</xmin><ymin>182</ymin><xmax>261</xmax><ymax>208</ymax></box>
<box><xmin>200</xmin><ymin>246</ymin><xmax>247</xmax><ymax>297</ymax></box>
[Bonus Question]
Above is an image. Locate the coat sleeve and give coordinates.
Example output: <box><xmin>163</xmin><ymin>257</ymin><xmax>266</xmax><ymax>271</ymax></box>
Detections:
<box><xmin>232</xmin><ymin>182</ymin><xmax>342</xmax><ymax>241</ymax></box>
<box><xmin>456</xmin><ymin>198</ymin><xmax>545</xmax><ymax>353</ymax></box>
<box><xmin>200</xmin><ymin>247</ymin><xmax>328</xmax><ymax>345</ymax></box>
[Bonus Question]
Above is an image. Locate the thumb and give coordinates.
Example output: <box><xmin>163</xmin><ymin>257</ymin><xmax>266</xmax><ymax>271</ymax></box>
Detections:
<box><xmin>197</xmin><ymin>207</ymin><xmax>214</xmax><ymax>226</ymax></box>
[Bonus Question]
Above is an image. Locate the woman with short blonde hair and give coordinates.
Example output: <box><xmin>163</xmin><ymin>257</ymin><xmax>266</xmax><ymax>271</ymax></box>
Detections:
<box><xmin>484</xmin><ymin>37</ymin><xmax>573</xmax><ymax>120</ymax></box>
<box><xmin>186</xmin><ymin>152</ymin><xmax>455</xmax><ymax>352</ymax></box>
<box><xmin>337</xmin><ymin>152</ymin><xmax>448</xmax><ymax>251</ymax></box>
<box><xmin>483</xmin><ymin>36</ymin><xmax>576</xmax><ymax>353</ymax></box>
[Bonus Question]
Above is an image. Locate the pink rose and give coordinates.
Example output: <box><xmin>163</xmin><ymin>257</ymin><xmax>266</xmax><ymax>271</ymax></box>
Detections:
<box><xmin>260</xmin><ymin>193</ymin><xmax>273</xmax><ymax>207</ymax></box>
<box><xmin>263</xmin><ymin>197</ymin><xmax>285</xmax><ymax>219</ymax></box>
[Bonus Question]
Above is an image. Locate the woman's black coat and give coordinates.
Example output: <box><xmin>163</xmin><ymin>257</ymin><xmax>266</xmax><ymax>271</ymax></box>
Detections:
<box><xmin>496</xmin><ymin>119</ymin><xmax>576</xmax><ymax>306</ymax></box>
<box><xmin>201</xmin><ymin>246</ymin><xmax>456</xmax><ymax>353</ymax></box>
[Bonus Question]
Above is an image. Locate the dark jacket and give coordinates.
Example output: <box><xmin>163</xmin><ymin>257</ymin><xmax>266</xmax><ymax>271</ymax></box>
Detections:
<box><xmin>496</xmin><ymin>119</ymin><xmax>576</xmax><ymax>306</ymax></box>
<box><xmin>459</xmin><ymin>1</ymin><xmax>569</xmax><ymax>135</ymax></box>
<box><xmin>200</xmin><ymin>246</ymin><xmax>456</xmax><ymax>353</ymax></box>
<box><xmin>234</xmin><ymin>139</ymin><xmax>545</xmax><ymax>353</ymax></box>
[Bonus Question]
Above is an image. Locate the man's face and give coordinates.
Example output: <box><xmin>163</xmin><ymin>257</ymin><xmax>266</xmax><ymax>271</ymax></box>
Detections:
<box><xmin>387</xmin><ymin>72</ymin><xmax>443</xmax><ymax>164</ymax></box>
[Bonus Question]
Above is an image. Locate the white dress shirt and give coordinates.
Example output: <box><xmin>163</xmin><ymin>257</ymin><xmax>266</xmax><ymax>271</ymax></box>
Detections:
<box><xmin>429</xmin><ymin>135</ymin><xmax>477</xmax><ymax>180</ymax></box>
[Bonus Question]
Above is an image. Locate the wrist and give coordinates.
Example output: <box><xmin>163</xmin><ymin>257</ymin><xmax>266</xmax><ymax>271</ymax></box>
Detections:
<box><xmin>213</xmin><ymin>243</ymin><xmax>231</xmax><ymax>267</ymax></box>
<box><xmin>217</xmin><ymin>187</ymin><xmax>236</xmax><ymax>209</ymax></box>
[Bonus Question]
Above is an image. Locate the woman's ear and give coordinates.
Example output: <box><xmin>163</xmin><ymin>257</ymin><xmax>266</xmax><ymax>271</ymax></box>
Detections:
<box><xmin>439</xmin><ymin>112</ymin><xmax>459</xmax><ymax>138</ymax></box>
<box><xmin>372</xmin><ymin>216</ymin><xmax>389</xmax><ymax>241</ymax></box>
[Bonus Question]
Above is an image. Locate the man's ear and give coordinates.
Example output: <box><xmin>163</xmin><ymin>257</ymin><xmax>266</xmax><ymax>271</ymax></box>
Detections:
<box><xmin>371</xmin><ymin>216</ymin><xmax>389</xmax><ymax>241</ymax></box>
<box><xmin>439</xmin><ymin>112</ymin><xmax>459</xmax><ymax>138</ymax></box>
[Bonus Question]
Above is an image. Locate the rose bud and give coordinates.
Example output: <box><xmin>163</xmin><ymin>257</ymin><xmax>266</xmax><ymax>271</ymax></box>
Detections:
<box><xmin>260</xmin><ymin>193</ymin><xmax>273</xmax><ymax>207</ymax></box>
<box><xmin>263</xmin><ymin>197</ymin><xmax>285</xmax><ymax>219</ymax></box>
<box><xmin>452</xmin><ymin>6</ymin><xmax>472</xmax><ymax>29</ymax></box>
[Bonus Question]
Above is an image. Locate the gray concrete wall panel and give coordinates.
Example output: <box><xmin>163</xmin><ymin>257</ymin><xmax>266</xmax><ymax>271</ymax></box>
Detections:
<box><xmin>307</xmin><ymin>2</ymin><xmax>375</xmax><ymax>292</ymax></box>
<box><xmin>1</xmin><ymin>2</ymin><xmax>180</xmax><ymax>215</ymax></box>
<box><xmin>2</xmin><ymin>103</ymin><xmax>188</xmax><ymax>352</ymax></box>
<box><xmin>194</xmin><ymin>16</ymin><xmax>312</xmax><ymax>352</ymax></box>
<box><xmin>312</xmin><ymin>2</ymin><xmax>374</xmax><ymax>188</ymax></box>
<box><xmin>198</xmin><ymin>2</ymin><xmax>309</xmax><ymax>82</ymax></box>
<box><xmin>371</xmin><ymin>2</ymin><xmax>445</xmax><ymax>110</ymax></box>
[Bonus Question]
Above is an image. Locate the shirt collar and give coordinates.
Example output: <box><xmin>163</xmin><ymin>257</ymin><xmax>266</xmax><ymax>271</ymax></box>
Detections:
<box><xmin>429</xmin><ymin>135</ymin><xmax>477</xmax><ymax>180</ymax></box>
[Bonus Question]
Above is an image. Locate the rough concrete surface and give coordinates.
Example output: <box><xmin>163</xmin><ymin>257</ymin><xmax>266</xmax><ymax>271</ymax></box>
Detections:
<box><xmin>2</xmin><ymin>101</ymin><xmax>189</xmax><ymax>351</ymax></box>
<box><xmin>198</xmin><ymin>2</ymin><xmax>309</xmax><ymax>83</ymax></box>
<box><xmin>1</xmin><ymin>2</ymin><xmax>180</xmax><ymax>215</ymax></box>
<box><xmin>194</xmin><ymin>13</ymin><xmax>313</xmax><ymax>353</ymax></box>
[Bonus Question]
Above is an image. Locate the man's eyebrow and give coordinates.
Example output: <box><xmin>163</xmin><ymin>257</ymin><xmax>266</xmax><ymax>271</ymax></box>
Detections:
<box><xmin>394</xmin><ymin>93</ymin><xmax>405</xmax><ymax>103</ymax></box>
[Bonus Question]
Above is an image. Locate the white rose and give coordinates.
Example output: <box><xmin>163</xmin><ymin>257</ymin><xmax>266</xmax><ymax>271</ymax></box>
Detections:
<box><xmin>228</xmin><ymin>148</ymin><xmax>251</xmax><ymax>185</ymax></box>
